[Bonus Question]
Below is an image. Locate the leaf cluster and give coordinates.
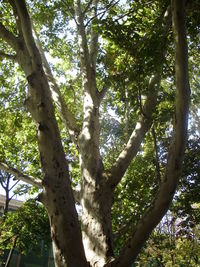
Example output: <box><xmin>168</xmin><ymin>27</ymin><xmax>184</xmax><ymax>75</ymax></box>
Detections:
<box><xmin>0</xmin><ymin>200</ymin><xmax>50</xmax><ymax>256</ymax></box>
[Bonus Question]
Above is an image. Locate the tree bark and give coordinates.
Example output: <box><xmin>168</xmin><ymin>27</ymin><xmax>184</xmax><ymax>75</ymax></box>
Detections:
<box><xmin>74</xmin><ymin>0</ymin><xmax>115</xmax><ymax>264</ymax></box>
<box><xmin>1</xmin><ymin>1</ymin><xmax>89</xmax><ymax>266</ymax></box>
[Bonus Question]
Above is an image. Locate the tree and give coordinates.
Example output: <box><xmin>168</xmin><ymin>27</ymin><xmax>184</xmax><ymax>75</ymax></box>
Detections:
<box><xmin>0</xmin><ymin>170</ymin><xmax>20</xmax><ymax>215</ymax></box>
<box><xmin>0</xmin><ymin>0</ymin><xmax>192</xmax><ymax>266</ymax></box>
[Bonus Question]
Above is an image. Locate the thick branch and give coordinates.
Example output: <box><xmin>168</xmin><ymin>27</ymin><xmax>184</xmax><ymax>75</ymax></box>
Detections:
<box><xmin>7</xmin><ymin>0</ymin><xmax>24</xmax><ymax>38</ymax></box>
<box><xmin>106</xmin><ymin>5</ymin><xmax>172</xmax><ymax>189</ymax></box>
<box><xmin>107</xmin><ymin>1</ymin><xmax>190</xmax><ymax>266</ymax></box>
<box><xmin>107</xmin><ymin>75</ymin><xmax>160</xmax><ymax>188</ymax></box>
<box><xmin>74</xmin><ymin>0</ymin><xmax>103</xmax><ymax>185</ymax></box>
<box><xmin>0</xmin><ymin>22</ymin><xmax>18</xmax><ymax>50</ymax></box>
<box><xmin>0</xmin><ymin>163</ymin><xmax>42</xmax><ymax>188</ymax></box>
<box><xmin>13</xmin><ymin>0</ymin><xmax>41</xmax><ymax>68</ymax></box>
<box><xmin>33</xmin><ymin>28</ymin><xmax>80</xmax><ymax>143</ymax></box>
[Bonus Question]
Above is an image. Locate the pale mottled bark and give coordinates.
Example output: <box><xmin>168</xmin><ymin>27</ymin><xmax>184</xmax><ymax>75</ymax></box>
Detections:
<box><xmin>33</xmin><ymin>29</ymin><xmax>80</xmax><ymax>144</ymax></box>
<box><xmin>106</xmin><ymin>0</ymin><xmax>190</xmax><ymax>266</ymax></box>
<box><xmin>74</xmin><ymin>1</ymin><xmax>115</xmax><ymax>265</ymax></box>
<box><xmin>1</xmin><ymin>1</ymin><xmax>88</xmax><ymax>266</ymax></box>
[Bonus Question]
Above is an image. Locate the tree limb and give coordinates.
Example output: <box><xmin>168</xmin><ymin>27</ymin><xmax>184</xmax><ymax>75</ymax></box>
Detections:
<box><xmin>107</xmin><ymin>0</ymin><xmax>190</xmax><ymax>265</ymax></box>
<box><xmin>0</xmin><ymin>163</ymin><xmax>42</xmax><ymax>188</ymax></box>
<box><xmin>13</xmin><ymin>0</ymin><xmax>41</xmax><ymax>68</ymax></box>
<box><xmin>107</xmin><ymin>75</ymin><xmax>160</xmax><ymax>188</ymax></box>
<box><xmin>32</xmin><ymin>28</ymin><xmax>80</xmax><ymax>144</ymax></box>
<box><xmin>7</xmin><ymin>0</ymin><xmax>24</xmax><ymax>38</ymax></box>
<box><xmin>98</xmin><ymin>86</ymin><xmax>108</xmax><ymax>102</ymax></box>
<box><xmin>0</xmin><ymin>22</ymin><xmax>18</xmax><ymax>50</ymax></box>
<box><xmin>151</xmin><ymin>126</ymin><xmax>161</xmax><ymax>182</ymax></box>
<box><xmin>106</xmin><ymin>5</ymin><xmax>172</xmax><ymax>189</ymax></box>
<box><xmin>0</xmin><ymin>162</ymin><xmax>81</xmax><ymax>203</ymax></box>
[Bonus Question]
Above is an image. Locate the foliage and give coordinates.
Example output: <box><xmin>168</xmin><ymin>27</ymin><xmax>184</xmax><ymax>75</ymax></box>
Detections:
<box><xmin>138</xmin><ymin>214</ymin><xmax>200</xmax><ymax>266</ymax></box>
<box><xmin>0</xmin><ymin>200</ymin><xmax>50</xmax><ymax>256</ymax></box>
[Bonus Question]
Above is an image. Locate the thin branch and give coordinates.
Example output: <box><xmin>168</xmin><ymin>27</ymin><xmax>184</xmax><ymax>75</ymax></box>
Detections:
<box><xmin>5</xmin><ymin>236</ymin><xmax>17</xmax><ymax>267</ymax></box>
<box><xmin>0</xmin><ymin>163</ymin><xmax>42</xmax><ymax>188</ymax></box>
<box><xmin>13</xmin><ymin>0</ymin><xmax>40</xmax><ymax>66</ymax></box>
<box><xmin>0</xmin><ymin>181</ymin><xmax>6</xmax><ymax>190</ymax></box>
<box><xmin>0</xmin><ymin>171</ymin><xmax>11</xmax><ymax>190</ymax></box>
<box><xmin>0</xmin><ymin>162</ymin><xmax>80</xmax><ymax>202</ymax></box>
<box><xmin>151</xmin><ymin>126</ymin><xmax>161</xmax><ymax>182</ymax></box>
<box><xmin>84</xmin><ymin>0</ymin><xmax>119</xmax><ymax>27</ymax></box>
<box><xmin>98</xmin><ymin>86</ymin><xmax>109</xmax><ymax>102</ymax></box>
<box><xmin>83</xmin><ymin>0</ymin><xmax>94</xmax><ymax>14</ymax></box>
<box><xmin>9</xmin><ymin>180</ymin><xmax>20</xmax><ymax>192</ymax></box>
<box><xmin>64</xmin><ymin>73</ymin><xmax>82</xmax><ymax>104</ymax></box>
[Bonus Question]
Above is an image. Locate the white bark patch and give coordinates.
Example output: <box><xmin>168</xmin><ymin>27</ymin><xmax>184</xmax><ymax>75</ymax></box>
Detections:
<box><xmin>81</xmin><ymin>92</ymin><xmax>96</xmax><ymax>141</ymax></box>
<box><xmin>82</xmin><ymin>215</ymin><xmax>108</xmax><ymax>267</ymax></box>
<box><xmin>51</xmin><ymin>88</ymin><xmax>59</xmax><ymax>103</ymax></box>
<box><xmin>82</xmin><ymin>168</ymin><xmax>95</xmax><ymax>185</ymax></box>
<box><xmin>135</xmin><ymin>121</ymin><xmax>142</xmax><ymax>130</ymax></box>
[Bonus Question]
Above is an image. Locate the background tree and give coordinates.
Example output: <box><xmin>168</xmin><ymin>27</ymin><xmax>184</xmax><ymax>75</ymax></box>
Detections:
<box><xmin>0</xmin><ymin>199</ymin><xmax>51</xmax><ymax>267</ymax></box>
<box><xmin>0</xmin><ymin>0</ymin><xmax>195</xmax><ymax>266</ymax></box>
<box><xmin>0</xmin><ymin>171</ymin><xmax>20</xmax><ymax>215</ymax></box>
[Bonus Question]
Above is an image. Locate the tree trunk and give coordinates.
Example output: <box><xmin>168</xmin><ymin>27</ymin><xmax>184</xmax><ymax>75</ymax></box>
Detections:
<box><xmin>78</xmin><ymin>77</ymin><xmax>114</xmax><ymax>266</ymax></box>
<box><xmin>81</xmin><ymin>180</ymin><xmax>114</xmax><ymax>267</ymax></box>
<box><xmin>26</xmin><ymin>70</ymin><xmax>89</xmax><ymax>267</ymax></box>
<box><xmin>4</xmin><ymin>238</ymin><xmax>17</xmax><ymax>267</ymax></box>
